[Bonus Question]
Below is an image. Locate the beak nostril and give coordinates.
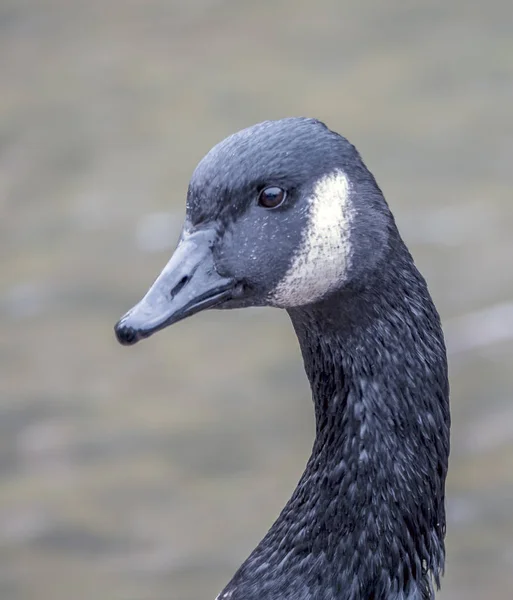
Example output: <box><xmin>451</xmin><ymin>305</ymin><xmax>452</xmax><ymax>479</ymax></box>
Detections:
<box><xmin>171</xmin><ymin>275</ymin><xmax>189</xmax><ymax>298</ymax></box>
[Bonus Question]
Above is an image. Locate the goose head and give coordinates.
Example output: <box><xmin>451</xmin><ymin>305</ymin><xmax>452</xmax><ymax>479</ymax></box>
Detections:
<box><xmin>115</xmin><ymin>117</ymin><xmax>391</xmax><ymax>343</ymax></box>
<box><xmin>114</xmin><ymin>117</ymin><xmax>450</xmax><ymax>600</ymax></box>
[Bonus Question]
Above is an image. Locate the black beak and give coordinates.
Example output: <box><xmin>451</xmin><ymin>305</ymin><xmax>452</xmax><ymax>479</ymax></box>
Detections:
<box><xmin>114</xmin><ymin>229</ymin><xmax>235</xmax><ymax>345</ymax></box>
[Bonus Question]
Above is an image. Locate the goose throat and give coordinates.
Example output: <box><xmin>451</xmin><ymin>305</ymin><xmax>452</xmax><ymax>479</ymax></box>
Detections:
<box><xmin>219</xmin><ymin>268</ymin><xmax>449</xmax><ymax>600</ymax></box>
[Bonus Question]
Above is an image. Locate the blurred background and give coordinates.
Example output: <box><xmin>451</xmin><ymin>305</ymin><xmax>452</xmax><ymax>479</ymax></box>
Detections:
<box><xmin>1</xmin><ymin>1</ymin><xmax>512</xmax><ymax>599</ymax></box>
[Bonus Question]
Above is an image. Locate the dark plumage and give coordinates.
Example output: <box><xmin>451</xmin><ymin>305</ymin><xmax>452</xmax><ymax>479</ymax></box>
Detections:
<box><xmin>115</xmin><ymin>118</ymin><xmax>450</xmax><ymax>600</ymax></box>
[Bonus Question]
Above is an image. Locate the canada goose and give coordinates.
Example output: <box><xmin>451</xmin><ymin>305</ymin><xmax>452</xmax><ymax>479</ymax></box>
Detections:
<box><xmin>114</xmin><ymin>118</ymin><xmax>450</xmax><ymax>600</ymax></box>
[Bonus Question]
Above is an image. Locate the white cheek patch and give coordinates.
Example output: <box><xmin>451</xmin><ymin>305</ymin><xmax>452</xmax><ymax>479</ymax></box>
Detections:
<box><xmin>271</xmin><ymin>171</ymin><xmax>353</xmax><ymax>307</ymax></box>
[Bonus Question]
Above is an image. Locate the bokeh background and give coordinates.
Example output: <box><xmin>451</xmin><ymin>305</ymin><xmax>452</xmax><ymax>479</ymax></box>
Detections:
<box><xmin>1</xmin><ymin>1</ymin><xmax>512</xmax><ymax>599</ymax></box>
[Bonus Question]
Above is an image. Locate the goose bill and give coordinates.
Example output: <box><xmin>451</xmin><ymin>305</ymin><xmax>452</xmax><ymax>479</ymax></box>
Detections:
<box><xmin>114</xmin><ymin>229</ymin><xmax>235</xmax><ymax>345</ymax></box>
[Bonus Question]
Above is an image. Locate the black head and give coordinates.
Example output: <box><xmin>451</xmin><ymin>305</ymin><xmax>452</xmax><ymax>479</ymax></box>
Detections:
<box><xmin>115</xmin><ymin>118</ymin><xmax>394</xmax><ymax>344</ymax></box>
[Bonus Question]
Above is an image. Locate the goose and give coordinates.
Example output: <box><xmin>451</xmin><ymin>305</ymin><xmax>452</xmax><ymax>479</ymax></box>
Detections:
<box><xmin>114</xmin><ymin>117</ymin><xmax>450</xmax><ymax>600</ymax></box>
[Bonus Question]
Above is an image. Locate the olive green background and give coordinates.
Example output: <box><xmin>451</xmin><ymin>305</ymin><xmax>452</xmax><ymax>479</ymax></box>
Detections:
<box><xmin>1</xmin><ymin>1</ymin><xmax>512</xmax><ymax>599</ymax></box>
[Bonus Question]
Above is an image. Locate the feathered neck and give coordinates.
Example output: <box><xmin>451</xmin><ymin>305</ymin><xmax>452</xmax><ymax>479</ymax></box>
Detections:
<box><xmin>218</xmin><ymin>252</ymin><xmax>450</xmax><ymax>600</ymax></box>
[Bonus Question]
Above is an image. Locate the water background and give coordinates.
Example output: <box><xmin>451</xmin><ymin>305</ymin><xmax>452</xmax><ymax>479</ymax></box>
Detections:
<box><xmin>1</xmin><ymin>1</ymin><xmax>512</xmax><ymax>598</ymax></box>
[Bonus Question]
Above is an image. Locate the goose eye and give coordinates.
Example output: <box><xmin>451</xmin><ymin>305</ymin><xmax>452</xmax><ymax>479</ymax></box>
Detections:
<box><xmin>257</xmin><ymin>186</ymin><xmax>286</xmax><ymax>209</ymax></box>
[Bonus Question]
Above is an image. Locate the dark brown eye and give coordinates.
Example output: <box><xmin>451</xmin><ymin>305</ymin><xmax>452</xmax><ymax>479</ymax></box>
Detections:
<box><xmin>257</xmin><ymin>186</ymin><xmax>287</xmax><ymax>209</ymax></box>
